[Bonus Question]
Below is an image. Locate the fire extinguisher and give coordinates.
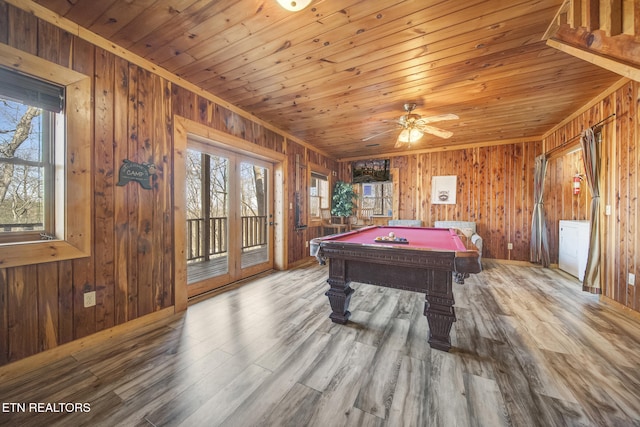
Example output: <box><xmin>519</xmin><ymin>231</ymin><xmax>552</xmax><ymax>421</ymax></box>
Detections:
<box><xmin>573</xmin><ymin>174</ymin><xmax>582</xmax><ymax>195</ymax></box>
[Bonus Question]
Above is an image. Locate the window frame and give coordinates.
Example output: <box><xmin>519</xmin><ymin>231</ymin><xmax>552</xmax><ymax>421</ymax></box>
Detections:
<box><xmin>0</xmin><ymin>93</ymin><xmax>57</xmax><ymax>244</ymax></box>
<box><xmin>308</xmin><ymin>164</ymin><xmax>331</xmax><ymax>225</ymax></box>
<box><xmin>359</xmin><ymin>181</ymin><xmax>394</xmax><ymax>217</ymax></box>
<box><xmin>0</xmin><ymin>43</ymin><xmax>91</xmax><ymax>268</ymax></box>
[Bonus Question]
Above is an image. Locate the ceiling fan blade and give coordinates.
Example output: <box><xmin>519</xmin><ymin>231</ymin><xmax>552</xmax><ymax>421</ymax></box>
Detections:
<box><xmin>361</xmin><ymin>127</ymin><xmax>397</xmax><ymax>142</ymax></box>
<box><xmin>419</xmin><ymin>124</ymin><xmax>453</xmax><ymax>139</ymax></box>
<box><xmin>394</xmin><ymin>138</ymin><xmax>408</xmax><ymax>148</ymax></box>
<box><xmin>415</xmin><ymin>113</ymin><xmax>459</xmax><ymax>125</ymax></box>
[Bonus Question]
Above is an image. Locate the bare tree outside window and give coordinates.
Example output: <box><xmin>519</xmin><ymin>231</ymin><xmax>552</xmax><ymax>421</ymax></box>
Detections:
<box><xmin>185</xmin><ymin>149</ymin><xmax>230</xmax><ymax>263</ymax></box>
<box><xmin>0</xmin><ymin>99</ymin><xmax>49</xmax><ymax>235</ymax></box>
<box><xmin>360</xmin><ymin>182</ymin><xmax>393</xmax><ymax>216</ymax></box>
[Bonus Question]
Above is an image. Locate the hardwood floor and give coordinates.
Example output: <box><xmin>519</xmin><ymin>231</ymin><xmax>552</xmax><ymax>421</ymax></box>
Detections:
<box><xmin>1</xmin><ymin>260</ymin><xmax>640</xmax><ymax>426</ymax></box>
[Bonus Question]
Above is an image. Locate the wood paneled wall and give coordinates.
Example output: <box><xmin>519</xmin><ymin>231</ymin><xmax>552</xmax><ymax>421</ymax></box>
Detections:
<box><xmin>543</xmin><ymin>79</ymin><xmax>640</xmax><ymax>313</ymax></box>
<box><xmin>343</xmin><ymin>143</ymin><xmax>541</xmax><ymax>261</ymax></box>
<box><xmin>0</xmin><ymin>1</ymin><xmax>332</xmax><ymax>366</ymax></box>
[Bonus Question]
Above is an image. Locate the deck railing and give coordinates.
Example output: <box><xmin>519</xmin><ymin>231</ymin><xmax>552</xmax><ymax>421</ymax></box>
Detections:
<box><xmin>241</xmin><ymin>215</ymin><xmax>268</xmax><ymax>249</ymax></box>
<box><xmin>187</xmin><ymin>215</ymin><xmax>267</xmax><ymax>262</ymax></box>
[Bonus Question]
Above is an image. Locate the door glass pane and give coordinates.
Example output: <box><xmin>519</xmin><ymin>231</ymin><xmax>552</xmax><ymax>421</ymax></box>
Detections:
<box><xmin>186</xmin><ymin>149</ymin><xmax>229</xmax><ymax>283</ymax></box>
<box><xmin>240</xmin><ymin>161</ymin><xmax>269</xmax><ymax>268</ymax></box>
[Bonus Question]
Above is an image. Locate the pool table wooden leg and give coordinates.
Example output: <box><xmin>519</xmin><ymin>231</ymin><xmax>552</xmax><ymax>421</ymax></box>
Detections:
<box><xmin>325</xmin><ymin>259</ymin><xmax>354</xmax><ymax>324</ymax></box>
<box><xmin>424</xmin><ymin>270</ymin><xmax>456</xmax><ymax>352</ymax></box>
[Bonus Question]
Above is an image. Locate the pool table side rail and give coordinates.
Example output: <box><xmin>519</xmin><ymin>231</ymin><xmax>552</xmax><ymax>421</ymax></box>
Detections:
<box><xmin>317</xmin><ymin>243</ymin><xmax>481</xmax><ymax>275</ymax></box>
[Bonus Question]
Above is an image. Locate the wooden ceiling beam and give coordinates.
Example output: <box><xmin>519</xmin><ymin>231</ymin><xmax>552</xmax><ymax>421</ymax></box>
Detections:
<box><xmin>547</xmin><ymin>37</ymin><xmax>640</xmax><ymax>81</ymax></box>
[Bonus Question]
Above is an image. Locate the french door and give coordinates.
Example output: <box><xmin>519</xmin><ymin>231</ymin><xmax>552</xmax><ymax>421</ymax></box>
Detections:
<box><xmin>185</xmin><ymin>140</ymin><xmax>273</xmax><ymax>296</ymax></box>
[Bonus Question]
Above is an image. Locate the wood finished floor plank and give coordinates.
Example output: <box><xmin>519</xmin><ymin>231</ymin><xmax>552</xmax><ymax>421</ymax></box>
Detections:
<box><xmin>113</xmin><ymin>347</ymin><xmax>232</xmax><ymax>400</ymax></box>
<box><xmin>136</xmin><ymin>355</ymin><xmax>249</xmax><ymax>424</ymax></box>
<box><xmin>425</xmin><ymin>350</ymin><xmax>471</xmax><ymax>427</ymax></box>
<box><xmin>258</xmin><ymin>382</ymin><xmax>322</xmax><ymax>427</ymax></box>
<box><xmin>95</xmin><ymin>349</ymin><xmax>233</xmax><ymax>426</ymax></box>
<box><xmin>0</xmin><ymin>356</ymin><xmax>84</xmax><ymax>399</ymax></box>
<box><xmin>299</xmin><ymin>326</ymin><xmax>359</xmax><ymax>392</ymax></box>
<box><xmin>304</xmin><ymin>341</ymin><xmax>377</xmax><ymax>427</ymax></box>
<box><xmin>2</xmin><ymin>260</ymin><xmax>640</xmax><ymax>426</ymax></box>
<box><xmin>464</xmin><ymin>281</ymin><xmax>508</xmax><ymax>341</ymax></box>
<box><xmin>494</xmin><ymin>313</ymin><xmax>579</xmax><ymax>404</ymax></box>
<box><xmin>489</xmin><ymin>339</ymin><xmax>564</xmax><ymax>427</ymax></box>
<box><xmin>404</xmin><ymin>298</ymin><xmax>432</xmax><ymax>361</ymax></box>
<box><xmin>542</xmin><ymin>350</ymin><xmax>625</xmax><ymax>425</ymax></box>
<box><xmin>466</xmin><ymin>374</ymin><xmax>510</xmax><ymax>427</ymax></box>
<box><xmin>354</xmin><ymin>318</ymin><xmax>410</xmax><ymax>419</ymax></box>
<box><xmin>387</xmin><ymin>355</ymin><xmax>428</xmax><ymax>427</ymax></box>
<box><xmin>351</xmin><ymin>284</ymin><xmax>391</xmax><ymax>313</ymax></box>
<box><xmin>254</xmin><ymin>306</ymin><xmax>327</xmax><ymax>371</ymax></box>
<box><xmin>450</xmin><ymin>312</ymin><xmax>500</xmax><ymax>380</ymax></box>
<box><xmin>344</xmin><ymin>407</ymin><xmax>387</xmax><ymax>427</ymax></box>
<box><xmin>537</xmin><ymin>394</ymin><xmax>598</xmax><ymax>427</ymax></box>
<box><xmin>393</xmin><ymin>290</ymin><xmax>418</xmax><ymax>320</ymax></box>
<box><xmin>219</xmin><ymin>331</ymin><xmax>332</xmax><ymax>426</ymax></box>
<box><xmin>353</xmin><ymin>288</ymin><xmax>401</xmax><ymax>347</ymax></box>
<box><xmin>175</xmin><ymin>363</ymin><xmax>273</xmax><ymax>427</ymax></box>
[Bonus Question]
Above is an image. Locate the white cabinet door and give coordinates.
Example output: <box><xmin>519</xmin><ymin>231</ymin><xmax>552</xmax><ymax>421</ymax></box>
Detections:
<box><xmin>559</xmin><ymin>220</ymin><xmax>590</xmax><ymax>281</ymax></box>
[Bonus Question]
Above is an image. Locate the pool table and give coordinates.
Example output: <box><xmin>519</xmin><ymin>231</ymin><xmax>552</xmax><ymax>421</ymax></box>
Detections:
<box><xmin>310</xmin><ymin>225</ymin><xmax>481</xmax><ymax>352</ymax></box>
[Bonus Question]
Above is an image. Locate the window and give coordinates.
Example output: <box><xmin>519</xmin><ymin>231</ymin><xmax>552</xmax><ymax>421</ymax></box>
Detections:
<box><xmin>0</xmin><ymin>43</ymin><xmax>91</xmax><ymax>268</ymax></box>
<box><xmin>309</xmin><ymin>171</ymin><xmax>329</xmax><ymax>219</ymax></box>
<box><xmin>360</xmin><ymin>182</ymin><xmax>393</xmax><ymax>216</ymax></box>
<box><xmin>0</xmin><ymin>68</ymin><xmax>62</xmax><ymax>243</ymax></box>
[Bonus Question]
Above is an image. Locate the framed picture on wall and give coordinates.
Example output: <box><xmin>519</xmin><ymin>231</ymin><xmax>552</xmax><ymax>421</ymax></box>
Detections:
<box><xmin>352</xmin><ymin>159</ymin><xmax>390</xmax><ymax>183</ymax></box>
<box><xmin>431</xmin><ymin>175</ymin><xmax>457</xmax><ymax>204</ymax></box>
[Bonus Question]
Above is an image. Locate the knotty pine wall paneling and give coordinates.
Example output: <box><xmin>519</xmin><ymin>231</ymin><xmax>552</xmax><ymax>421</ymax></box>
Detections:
<box><xmin>94</xmin><ymin>47</ymin><xmax>115</xmax><ymax>331</ymax></box>
<box><xmin>391</xmin><ymin>143</ymin><xmax>539</xmax><ymax>261</ymax></box>
<box><xmin>543</xmin><ymin>80</ymin><xmax>639</xmax><ymax>313</ymax></box>
<box><xmin>71</xmin><ymin>37</ymin><xmax>96</xmax><ymax>341</ymax></box>
<box><xmin>0</xmin><ymin>1</ymin><xmax>324</xmax><ymax>366</ymax></box>
<box><xmin>287</xmin><ymin>141</ymin><xmax>306</xmax><ymax>265</ymax></box>
<box><xmin>615</xmin><ymin>82</ymin><xmax>638</xmax><ymax>311</ymax></box>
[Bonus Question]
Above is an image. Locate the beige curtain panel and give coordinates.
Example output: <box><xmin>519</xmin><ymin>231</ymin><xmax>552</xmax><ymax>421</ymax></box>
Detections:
<box><xmin>580</xmin><ymin>128</ymin><xmax>601</xmax><ymax>294</ymax></box>
<box><xmin>530</xmin><ymin>154</ymin><xmax>550</xmax><ymax>267</ymax></box>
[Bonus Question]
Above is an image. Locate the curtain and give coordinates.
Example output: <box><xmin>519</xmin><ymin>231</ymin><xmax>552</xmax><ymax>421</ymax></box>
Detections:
<box><xmin>530</xmin><ymin>154</ymin><xmax>550</xmax><ymax>267</ymax></box>
<box><xmin>580</xmin><ymin>128</ymin><xmax>601</xmax><ymax>294</ymax></box>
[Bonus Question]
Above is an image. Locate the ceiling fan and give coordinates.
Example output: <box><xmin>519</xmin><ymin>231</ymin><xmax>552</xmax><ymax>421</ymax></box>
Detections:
<box><xmin>362</xmin><ymin>103</ymin><xmax>458</xmax><ymax>148</ymax></box>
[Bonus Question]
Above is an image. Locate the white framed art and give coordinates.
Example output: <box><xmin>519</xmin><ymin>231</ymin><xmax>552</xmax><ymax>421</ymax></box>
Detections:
<box><xmin>431</xmin><ymin>175</ymin><xmax>457</xmax><ymax>204</ymax></box>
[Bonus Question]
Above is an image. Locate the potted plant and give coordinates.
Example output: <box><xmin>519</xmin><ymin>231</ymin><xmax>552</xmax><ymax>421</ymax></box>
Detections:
<box><xmin>331</xmin><ymin>180</ymin><xmax>357</xmax><ymax>220</ymax></box>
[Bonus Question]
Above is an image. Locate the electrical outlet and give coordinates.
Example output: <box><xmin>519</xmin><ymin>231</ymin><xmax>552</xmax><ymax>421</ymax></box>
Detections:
<box><xmin>84</xmin><ymin>291</ymin><xmax>96</xmax><ymax>308</ymax></box>
<box><xmin>629</xmin><ymin>273</ymin><xmax>636</xmax><ymax>286</ymax></box>
<box><xmin>507</xmin><ymin>243</ymin><xmax>513</xmax><ymax>250</ymax></box>
<box><xmin>305</xmin><ymin>240</ymin><xmax>309</xmax><ymax>248</ymax></box>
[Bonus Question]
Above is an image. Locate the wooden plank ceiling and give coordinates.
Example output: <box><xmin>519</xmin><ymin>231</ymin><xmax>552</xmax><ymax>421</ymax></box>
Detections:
<box><xmin>34</xmin><ymin>0</ymin><xmax>622</xmax><ymax>159</ymax></box>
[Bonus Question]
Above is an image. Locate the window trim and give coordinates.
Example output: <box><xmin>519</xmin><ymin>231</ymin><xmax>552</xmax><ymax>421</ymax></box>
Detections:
<box><xmin>0</xmin><ymin>43</ymin><xmax>91</xmax><ymax>268</ymax></box>
<box><xmin>308</xmin><ymin>164</ymin><xmax>331</xmax><ymax>226</ymax></box>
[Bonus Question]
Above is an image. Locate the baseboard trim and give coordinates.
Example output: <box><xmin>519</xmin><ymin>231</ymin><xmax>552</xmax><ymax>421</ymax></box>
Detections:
<box><xmin>483</xmin><ymin>258</ymin><xmax>540</xmax><ymax>267</ymax></box>
<box><xmin>0</xmin><ymin>306</ymin><xmax>177</xmax><ymax>382</ymax></box>
<box><xmin>600</xmin><ymin>295</ymin><xmax>640</xmax><ymax>322</ymax></box>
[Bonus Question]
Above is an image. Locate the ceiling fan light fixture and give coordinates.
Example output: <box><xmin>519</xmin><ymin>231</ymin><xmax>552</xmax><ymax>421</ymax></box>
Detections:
<box><xmin>276</xmin><ymin>0</ymin><xmax>312</xmax><ymax>11</ymax></box>
<box><xmin>398</xmin><ymin>128</ymin><xmax>423</xmax><ymax>143</ymax></box>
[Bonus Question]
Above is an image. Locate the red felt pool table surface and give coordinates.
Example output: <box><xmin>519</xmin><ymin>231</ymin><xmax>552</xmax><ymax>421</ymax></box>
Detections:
<box><xmin>325</xmin><ymin>225</ymin><xmax>467</xmax><ymax>252</ymax></box>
